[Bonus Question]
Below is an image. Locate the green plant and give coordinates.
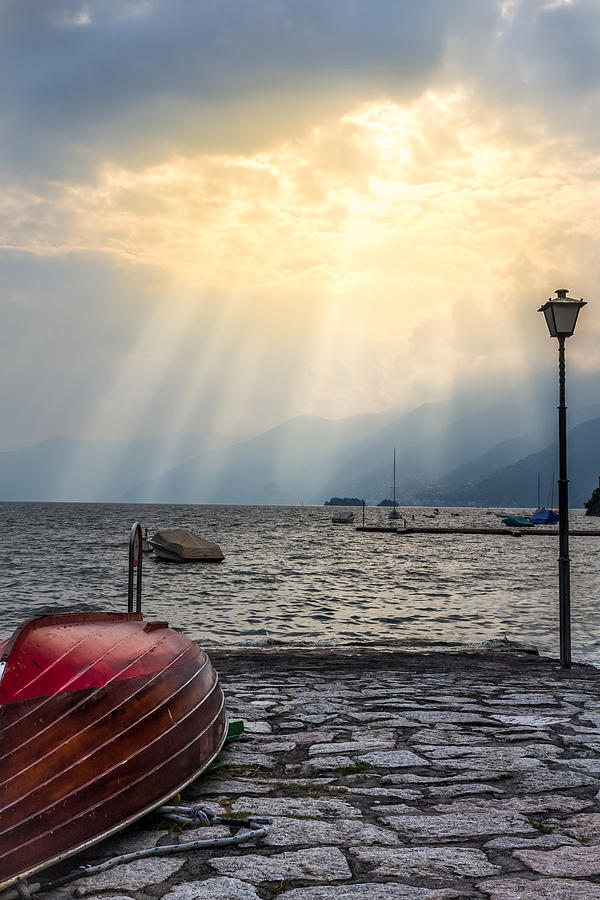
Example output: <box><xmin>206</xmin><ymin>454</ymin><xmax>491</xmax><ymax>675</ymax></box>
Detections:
<box><xmin>284</xmin><ymin>812</ymin><xmax>318</xmax><ymax>820</ymax></box>
<box><xmin>336</xmin><ymin>761</ymin><xmax>374</xmax><ymax>776</ymax></box>
<box><xmin>529</xmin><ymin>820</ymin><xmax>553</xmax><ymax>834</ymax></box>
<box><xmin>220</xmin><ymin>763</ymin><xmax>272</xmax><ymax>777</ymax></box>
<box><xmin>273</xmin><ymin>782</ymin><xmax>347</xmax><ymax>799</ymax></box>
<box><xmin>225</xmin><ymin>720</ymin><xmax>245</xmax><ymax>742</ymax></box>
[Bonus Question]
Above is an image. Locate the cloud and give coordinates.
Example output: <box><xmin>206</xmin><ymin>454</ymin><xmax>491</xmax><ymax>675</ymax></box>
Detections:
<box><xmin>450</xmin><ymin>0</ymin><xmax>600</xmax><ymax>147</ymax></box>
<box><xmin>6</xmin><ymin>90</ymin><xmax>599</xmax><ymax>293</ymax></box>
<box><xmin>2</xmin><ymin>85</ymin><xmax>598</xmax><ymax>445</ymax></box>
<box><xmin>0</xmin><ymin>0</ymin><xmax>493</xmax><ymax>179</ymax></box>
<box><xmin>2</xmin><ymin>1</ymin><xmax>600</xmax><ymax>449</ymax></box>
<box><xmin>2</xmin><ymin>0</ymin><xmax>599</xmax><ymax>187</ymax></box>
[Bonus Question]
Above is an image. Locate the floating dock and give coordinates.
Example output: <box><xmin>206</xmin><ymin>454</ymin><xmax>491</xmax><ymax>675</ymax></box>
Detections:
<box><xmin>356</xmin><ymin>524</ymin><xmax>600</xmax><ymax>536</ymax></box>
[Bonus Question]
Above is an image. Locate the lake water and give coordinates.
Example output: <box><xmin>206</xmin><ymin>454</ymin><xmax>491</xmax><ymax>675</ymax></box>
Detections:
<box><xmin>2</xmin><ymin>502</ymin><xmax>600</xmax><ymax>665</ymax></box>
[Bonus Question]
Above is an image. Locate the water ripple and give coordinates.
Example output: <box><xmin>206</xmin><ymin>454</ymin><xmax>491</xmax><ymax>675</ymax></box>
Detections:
<box><xmin>1</xmin><ymin>502</ymin><xmax>600</xmax><ymax>664</ymax></box>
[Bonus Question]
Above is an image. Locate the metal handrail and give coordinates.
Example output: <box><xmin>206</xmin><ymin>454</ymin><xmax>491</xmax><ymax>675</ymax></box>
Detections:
<box><xmin>128</xmin><ymin>522</ymin><xmax>143</xmax><ymax>614</ymax></box>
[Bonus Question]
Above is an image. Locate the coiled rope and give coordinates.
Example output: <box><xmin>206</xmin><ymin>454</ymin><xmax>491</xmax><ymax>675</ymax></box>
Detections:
<box><xmin>6</xmin><ymin>805</ymin><xmax>271</xmax><ymax>899</ymax></box>
<box><xmin>74</xmin><ymin>804</ymin><xmax>272</xmax><ymax>880</ymax></box>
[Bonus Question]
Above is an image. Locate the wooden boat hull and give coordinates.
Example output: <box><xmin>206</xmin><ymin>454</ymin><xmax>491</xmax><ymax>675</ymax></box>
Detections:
<box><xmin>0</xmin><ymin>613</ymin><xmax>227</xmax><ymax>891</ymax></box>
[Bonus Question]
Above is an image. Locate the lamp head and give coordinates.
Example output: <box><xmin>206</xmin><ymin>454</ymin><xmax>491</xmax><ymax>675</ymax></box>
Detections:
<box><xmin>538</xmin><ymin>289</ymin><xmax>586</xmax><ymax>338</ymax></box>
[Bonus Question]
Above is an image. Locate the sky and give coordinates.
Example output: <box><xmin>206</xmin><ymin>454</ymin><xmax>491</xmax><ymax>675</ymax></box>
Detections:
<box><xmin>1</xmin><ymin>0</ymin><xmax>600</xmax><ymax>452</ymax></box>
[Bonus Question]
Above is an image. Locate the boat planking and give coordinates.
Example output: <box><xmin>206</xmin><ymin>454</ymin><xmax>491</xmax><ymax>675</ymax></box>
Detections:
<box><xmin>0</xmin><ymin>530</ymin><xmax>227</xmax><ymax>892</ymax></box>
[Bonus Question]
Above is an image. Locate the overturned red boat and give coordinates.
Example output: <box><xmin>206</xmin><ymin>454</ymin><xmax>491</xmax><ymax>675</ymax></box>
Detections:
<box><xmin>0</xmin><ymin>524</ymin><xmax>227</xmax><ymax>893</ymax></box>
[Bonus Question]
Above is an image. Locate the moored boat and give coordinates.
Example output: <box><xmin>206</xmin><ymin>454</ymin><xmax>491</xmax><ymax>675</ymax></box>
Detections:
<box><xmin>502</xmin><ymin>515</ymin><xmax>534</xmax><ymax>527</ymax></box>
<box><xmin>0</xmin><ymin>523</ymin><xmax>227</xmax><ymax>893</ymax></box>
<box><xmin>331</xmin><ymin>512</ymin><xmax>355</xmax><ymax>524</ymax></box>
<box><xmin>530</xmin><ymin>507</ymin><xmax>559</xmax><ymax>525</ymax></box>
<box><xmin>150</xmin><ymin>528</ymin><xmax>225</xmax><ymax>562</ymax></box>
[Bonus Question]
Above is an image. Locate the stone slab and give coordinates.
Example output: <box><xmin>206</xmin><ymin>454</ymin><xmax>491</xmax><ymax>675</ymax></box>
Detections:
<box><xmin>515</xmin><ymin>845</ymin><xmax>600</xmax><ymax>876</ymax></box>
<box><xmin>346</xmin><ymin>786</ymin><xmax>423</xmax><ymax>800</ymax></box>
<box><xmin>280</xmin><ymin>885</ymin><xmax>461</xmax><ymax>898</ymax></box>
<box><xmin>220</xmin><ymin>749</ymin><xmax>276</xmax><ymax>767</ymax></box>
<box><xmin>71</xmin><ymin>857</ymin><xmax>185</xmax><ymax>893</ymax></box>
<box><xmin>263</xmin><ymin>815</ymin><xmax>398</xmax><ymax>846</ymax></box>
<box><xmin>562</xmin><ymin>813</ymin><xmax>600</xmax><ymax>843</ymax></box>
<box><xmin>427</xmin><ymin>783</ymin><xmax>503</xmax><ymax>799</ymax></box>
<box><xmin>380</xmin><ymin>812</ymin><xmax>535</xmax><ymax>840</ymax></box>
<box><xmin>243</xmin><ymin>721</ymin><xmax>273</xmax><ymax>734</ymax></box>
<box><xmin>479</xmin><ymin>876</ymin><xmax>600</xmax><ymax>898</ymax></box>
<box><xmin>352</xmin><ymin>845</ymin><xmax>500</xmax><ymax>877</ymax></box>
<box><xmin>484</xmin><ymin>693</ymin><xmax>558</xmax><ymax>705</ymax></box>
<box><xmin>405</xmin><ymin>711</ymin><xmax>491</xmax><ymax>725</ymax></box>
<box><xmin>409</xmin><ymin>729</ymin><xmax>490</xmax><ymax>746</ymax></box>
<box><xmin>561</xmin><ymin>758</ymin><xmax>600</xmax><ymax>773</ymax></box>
<box><xmin>484</xmin><ymin>834</ymin><xmax>579</xmax><ymax>850</ymax></box>
<box><xmin>309</xmin><ymin>740</ymin><xmax>395</xmax><ymax>756</ymax></box>
<box><xmin>421</xmin><ymin>746</ymin><xmax>559</xmax><ymax>765</ymax></box>
<box><xmin>431</xmin><ymin>794</ymin><xmax>591</xmax><ymax>814</ymax></box>
<box><xmin>199</xmin><ymin>778</ymin><xmax>273</xmax><ymax>795</ymax></box>
<box><xmin>231</xmin><ymin>796</ymin><xmax>361</xmax><ymax>818</ymax></box>
<box><xmin>358</xmin><ymin>750</ymin><xmax>430</xmax><ymax>768</ymax></box>
<box><xmin>162</xmin><ymin>877</ymin><xmax>260</xmax><ymax>899</ymax></box>
<box><xmin>278</xmin><ymin>730</ymin><xmax>336</xmax><ymax>743</ymax></box>
<box><xmin>281</xmin><ymin>885</ymin><xmax>461</xmax><ymax>898</ymax></box>
<box><xmin>491</xmin><ymin>715</ymin><xmax>572</xmax><ymax>726</ymax></box>
<box><xmin>520</xmin><ymin>768</ymin><xmax>598</xmax><ymax>792</ymax></box>
<box><xmin>300</xmin><ymin>754</ymin><xmax>357</xmax><ymax>774</ymax></box>
<box><xmin>210</xmin><ymin>846</ymin><xmax>352</xmax><ymax>882</ymax></box>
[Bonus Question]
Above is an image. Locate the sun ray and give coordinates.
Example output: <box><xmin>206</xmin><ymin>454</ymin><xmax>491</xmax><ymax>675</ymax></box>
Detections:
<box><xmin>4</xmin><ymin>87</ymin><xmax>600</xmax><ymax>467</ymax></box>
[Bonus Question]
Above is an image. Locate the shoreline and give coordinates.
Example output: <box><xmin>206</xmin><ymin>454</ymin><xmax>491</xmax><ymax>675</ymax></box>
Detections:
<box><xmin>203</xmin><ymin>643</ymin><xmax>600</xmax><ymax>673</ymax></box>
<box><xmin>209</xmin><ymin>644</ymin><xmax>592</xmax><ymax>675</ymax></box>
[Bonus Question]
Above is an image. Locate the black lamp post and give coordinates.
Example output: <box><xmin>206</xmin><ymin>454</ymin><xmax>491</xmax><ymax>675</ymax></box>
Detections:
<box><xmin>538</xmin><ymin>288</ymin><xmax>587</xmax><ymax>669</ymax></box>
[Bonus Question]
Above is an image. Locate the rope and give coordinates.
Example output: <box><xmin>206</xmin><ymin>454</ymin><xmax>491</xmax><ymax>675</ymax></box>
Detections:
<box><xmin>29</xmin><ymin>804</ymin><xmax>272</xmax><ymax>896</ymax></box>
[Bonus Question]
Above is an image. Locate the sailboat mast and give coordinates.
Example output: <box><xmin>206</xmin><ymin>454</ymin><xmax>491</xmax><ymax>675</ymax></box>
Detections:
<box><xmin>389</xmin><ymin>447</ymin><xmax>400</xmax><ymax>520</ymax></box>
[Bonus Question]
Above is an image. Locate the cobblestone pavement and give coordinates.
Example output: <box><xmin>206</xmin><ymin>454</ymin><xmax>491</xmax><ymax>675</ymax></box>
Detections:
<box><xmin>41</xmin><ymin>648</ymin><xmax>600</xmax><ymax>900</ymax></box>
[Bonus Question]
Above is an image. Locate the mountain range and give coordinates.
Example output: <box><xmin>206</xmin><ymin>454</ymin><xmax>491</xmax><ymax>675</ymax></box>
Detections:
<box><xmin>1</xmin><ymin>379</ymin><xmax>599</xmax><ymax>507</ymax></box>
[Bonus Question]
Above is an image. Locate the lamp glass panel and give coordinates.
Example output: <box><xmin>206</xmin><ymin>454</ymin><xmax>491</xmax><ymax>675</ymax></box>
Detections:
<box><xmin>553</xmin><ymin>302</ymin><xmax>581</xmax><ymax>336</ymax></box>
<box><xmin>543</xmin><ymin>305</ymin><xmax>557</xmax><ymax>337</ymax></box>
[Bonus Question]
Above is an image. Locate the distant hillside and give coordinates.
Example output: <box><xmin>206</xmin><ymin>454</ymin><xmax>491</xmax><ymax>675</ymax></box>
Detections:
<box><xmin>120</xmin><ymin>412</ymin><xmax>398</xmax><ymax>504</ymax></box>
<box><xmin>0</xmin><ymin>434</ymin><xmax>212</xmax><ymax>501</ymax></box>
<box><xmin>325</xmin><ymin>400</ymin><xmax>557</xmax><ymax>505</ymax></box>
<box><xmin>3</xmin><ymin>379</ymin><xmax>600</xmax><ymax>506</ymax></box>
<box><xmin>432</xmin><ymin>417</ymin><xmax>600</xmax><ymax>508</ymax></box>
<box><xmin>119</xmin><ymin>394</ymin><xmax>574</xmax><ymax>506</ymax></box>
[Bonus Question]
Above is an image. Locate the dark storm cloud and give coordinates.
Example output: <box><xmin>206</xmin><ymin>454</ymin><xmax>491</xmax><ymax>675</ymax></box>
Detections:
<box><xmin>0</xmin><ymin>0</ymin><xmax>492</xmax><ymax>179</ymax></box>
